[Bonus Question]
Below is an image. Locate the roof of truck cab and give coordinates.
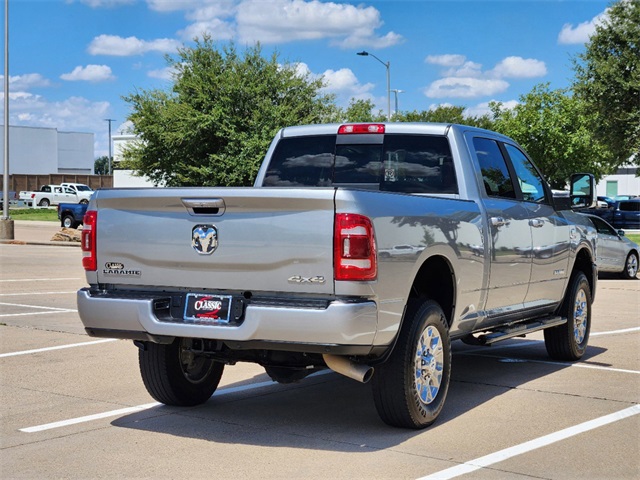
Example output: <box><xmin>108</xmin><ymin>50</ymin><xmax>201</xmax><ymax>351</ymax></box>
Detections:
<box><xmin>278</xmin><ymin>122</ymin><xmax>501</xmax><ymax>138</ymax></box>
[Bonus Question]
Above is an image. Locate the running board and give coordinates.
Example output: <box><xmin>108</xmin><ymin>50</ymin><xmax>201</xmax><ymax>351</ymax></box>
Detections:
<box><xmin>473</xmin><ymin>316</ymin><xmax>567</xmax><ymax>346</ymax></box>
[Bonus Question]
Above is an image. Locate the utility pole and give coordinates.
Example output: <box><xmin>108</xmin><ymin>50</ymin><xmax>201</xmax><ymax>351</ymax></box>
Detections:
<box><xmin>1</xmin><ymin>0</ymin><xmax>14</xmax><ymax>240</ymax></box>
<box><xmin>104</xmin><ymin>118</ymin><xmax>115</xmax><ymax>175</ymax></box>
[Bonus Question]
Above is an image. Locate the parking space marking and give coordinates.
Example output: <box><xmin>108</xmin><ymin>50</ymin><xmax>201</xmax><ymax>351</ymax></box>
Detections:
<box><xmin>591</xmin><ymin>326</ymin><xmax>640</xmax><ymax>336</ymax></box>
<box><xmin>0</xmin><ymin>339</ymin><xmax>117</xmax><ymax>358</ymax></box>
<box><xmin>0</xmin><ymin>301</ymin><xmax>77</xmax><ymax>311</ymax></box>
<box><xmin>0</xmin><ymin>278</ymin><xmax>81</xmax><ymax>283</ymax></box>
<box><xmin>0</xmin><ymin>301</ymin><xmax>77</xmax><ymax>318</ymax></box>
<box><xmin>19</xmin><ymin>371</ymin><xmax>333</xmax><ymax>433</ymax></box>
<box><xmin>0</xmin><ymin>291</ymin><xmax>77</xmax><ymax>297</ymax></box>
<box><xmin>461</xmin><ymin>352</ymin><xmax>640</xmax><ymax>375</ymax></box>
<box><xmin>418</xmin><ymin>404</ymin><xmax>640</xmax><ymax>480</ymax></box>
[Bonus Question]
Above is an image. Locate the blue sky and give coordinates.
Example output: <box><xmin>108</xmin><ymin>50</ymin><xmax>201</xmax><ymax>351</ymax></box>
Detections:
<box><xmin>2</xmin><ymin>0</ymin><xmax>612</xmax><ymax>157</ymax></box>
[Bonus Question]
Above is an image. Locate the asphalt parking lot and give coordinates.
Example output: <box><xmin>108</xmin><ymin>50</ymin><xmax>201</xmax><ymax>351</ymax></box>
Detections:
<box><xmin>1</xmin><ymin>237</ymin><xmax>639</xmax><ymax>479</ymax></box>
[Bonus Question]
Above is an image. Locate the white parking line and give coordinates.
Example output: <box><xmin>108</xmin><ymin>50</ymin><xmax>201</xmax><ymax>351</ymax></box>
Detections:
<box><xmin>591</xmin><ymin>326</ymin><xmax>640</xmax><ymax>336</ymax></box>
<box><xmin>20</xmin><ymin>371</ymin><xmax>333</xmax><ymax>433</ymax></box>
<box><xmin>0</xmin><ymin>339</ymin><xmax>117</xmax><ymax>358</ymax></box>
<box><xmin>417</xmin><ymin>404</ymin><xmax>640</xmax><ymax>480</ymax></box>
<box><xmin>461</xmin><ymin>352</ymin><xmax>640</xmax><ymax>375</ymax></box>
<box><xmin>0</xmin><ymin>278</ymin><xmax>81</xmax><ymax>282</ymax></box>
<box><xmin>0</xmin><ymin>291</ymin><xmax>77</xmax><ymax>296</ymax></box>
<box><xmin>0</xmin><ymin>301</ymin><xmax>76</xmax><ymax>311</ymax></box>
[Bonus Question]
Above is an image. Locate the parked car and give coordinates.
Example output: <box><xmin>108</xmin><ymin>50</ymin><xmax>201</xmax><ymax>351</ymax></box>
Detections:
<box><xmin>608</xmin><ymin>199</ymin><xmax>640</xmax><ymax>230</ymax></box>
<box><xmin>582</xmin><ymin>213</ymin><xmax>639</xmax><ymax>279</ymax></box>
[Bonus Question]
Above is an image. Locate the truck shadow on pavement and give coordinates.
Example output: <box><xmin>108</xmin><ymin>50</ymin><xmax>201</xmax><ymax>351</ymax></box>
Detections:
<box><xmin>112</xmin><ymin>339</ymin><xmax>607</xmax><ymax>451</ymax></box>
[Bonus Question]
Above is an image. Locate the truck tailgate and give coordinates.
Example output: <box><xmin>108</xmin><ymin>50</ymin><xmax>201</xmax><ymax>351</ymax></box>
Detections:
<box><xmin>92</xmin><ymin>187</ymin><xmax>336</xmax><ymax>295</ymax></box>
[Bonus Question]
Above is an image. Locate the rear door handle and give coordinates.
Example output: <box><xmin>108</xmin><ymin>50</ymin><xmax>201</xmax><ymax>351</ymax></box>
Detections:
<box><xmin>529</xmin><ymin>219</ymin><xmax>544</xmax><ymax>228</ymax></box>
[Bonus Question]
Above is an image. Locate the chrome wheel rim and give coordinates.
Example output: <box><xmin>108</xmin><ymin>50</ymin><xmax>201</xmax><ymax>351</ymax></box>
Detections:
<box><xmin>414</xmin><ymin>325</ymin><xmax>444</xmax><ymax>405</ymax></box>
<box><xmin>573</xmin><ymin>288</ymin><xmax>588</xmax><ymax>344</ymax></box>
<box><xmin>626</xmin><ymin>254</ymin><xmax>638</xmax><ymax>278</ymax></box>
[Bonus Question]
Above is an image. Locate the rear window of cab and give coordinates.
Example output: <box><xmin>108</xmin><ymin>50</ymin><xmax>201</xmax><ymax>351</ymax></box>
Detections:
<box><xmin>263</xmin><ymin>134</ymin><xmax>457</xmax><ymax>195</ymax></box>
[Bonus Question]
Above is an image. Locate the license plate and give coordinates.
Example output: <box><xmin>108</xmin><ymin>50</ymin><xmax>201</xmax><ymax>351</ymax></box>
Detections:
<box><xmin>184</xmin><ymin>294</ymin><xmax>232</xmax><ymax>323</ymax></box>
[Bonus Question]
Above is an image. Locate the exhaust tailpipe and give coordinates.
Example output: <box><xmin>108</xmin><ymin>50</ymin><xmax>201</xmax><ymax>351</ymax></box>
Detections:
<box><xmin>322</xmin><ymin>354</ymin><xmax>374</xmax><ymax>383</ymax></box>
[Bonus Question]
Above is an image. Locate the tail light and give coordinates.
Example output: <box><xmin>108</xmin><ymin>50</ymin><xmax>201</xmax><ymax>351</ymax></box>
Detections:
<box><xmin>81</xmin><ymin>210</ymin><xmax>97</xmax><ymax>271</ymax></box>
<box><xmin>334</xmin><ymin>213</ymin><xmax>377</xmax><ymax>281</ymax></box>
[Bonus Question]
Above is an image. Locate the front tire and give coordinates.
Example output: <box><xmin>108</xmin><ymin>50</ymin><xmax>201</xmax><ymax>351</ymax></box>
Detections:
<box><xmin>371</xmin><ymin>300</ymin><xmax>451</xmax><ymax>429</ymax></box>
<box><xmin>61</xmin><ymin>214</ymin><xmax>77</xmax><ymax>229</ymax></box>
<box><xmin>621</xmin><ymin>252</ymin><xmax>638</xmax><ymax>279</ymax></box>
<box><xmin>139</xmin><ymin>338</ymin><xmax>224</xmax><ymax>406</ymax></box>
<box><xmin>544</xmin><ymin>271</ymin><xmax>591</xmax><ymax>361</ymax></box>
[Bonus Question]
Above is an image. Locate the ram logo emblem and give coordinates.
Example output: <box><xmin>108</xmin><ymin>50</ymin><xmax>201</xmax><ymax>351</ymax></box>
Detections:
<box><xmin>192</xmin><ymin>225</ymin><xmax>218</xmax><ymax>255</ymax></box>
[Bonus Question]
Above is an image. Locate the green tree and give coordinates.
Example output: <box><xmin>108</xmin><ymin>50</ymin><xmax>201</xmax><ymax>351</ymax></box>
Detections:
<box><xmin>94</xmin><ymin>155</ymin><xmax>110</xmax><ymax>175</ymax></box>
<box><xmin>491</xmin><ymin>84</ymin><xmax>611</xmax><ymax>188</ymax></box>
<box><xmin>394</xmin><ymin>105</ymin><xmax>494</xmax><ymax>129</ymax></box>
<box><xmin>122</xmin><ymin>38</ymin><xmax>337</xmax><ymax>186</ymax></box>
<box><xmin>572</xmin><ymin>0</ymin><xmax>640</xmax><ymax>166</ymax></box>
<box><xmin>343</xmin><ymin>98</ymin><xmax>386</xmax><ymax>122</ymax></box>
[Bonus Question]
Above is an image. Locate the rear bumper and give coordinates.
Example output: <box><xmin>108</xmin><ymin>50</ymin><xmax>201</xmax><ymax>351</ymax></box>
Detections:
<box><xmin>77</xmin><ymin>288</ymin><xmax>378</xmax><ymax>352</ymax></box>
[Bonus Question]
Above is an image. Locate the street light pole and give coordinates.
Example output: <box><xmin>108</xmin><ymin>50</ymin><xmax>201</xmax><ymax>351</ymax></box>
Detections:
<box><xmin>391</xmin><ymin>89</ymin><xmax>404</xmax><ymax>117</ymax></box>
<box><xmin>104</xmin><ymin>118</ymin><xmax>115</xmax><ymax>175</ymax></box>
<box><xmin>1</xmin><ymin>0</ymin><xmax>14</xmax><ymax>240</ymax></box>
<box><xmin>357</xmin><ymin>51</ymin><xmax>391</xmax><ymax>121</ymax></box>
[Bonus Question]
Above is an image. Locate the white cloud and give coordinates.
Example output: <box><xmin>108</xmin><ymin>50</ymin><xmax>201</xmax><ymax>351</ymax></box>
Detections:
<box><xmin>489</xmin><ymin>57</ymin><xmax>547</xmax><ymax>79</ymax></box>
<box><xmin>0</xmin><ymin>73</ymin><xmax>51</xmax><ymax>91</ymax></box>
<box><xmin>88</xmin><ymin>34</ymin><xmax>180</xmax><ymax>56</ymax></box>
<box><xmin>321</xmin><ymin>67</ymin><xmax>374</xmax><ymax>97</ymax></box>
<box><xmin>423</xmin><ymin>53</ymin><xmax>546</xmax><ymax>99</ymax></box>
<box><xmin>60</xmin><ymin>64</ymin><xmax>115</xmax><ymax>82</ymax></box>
<box><xmin>147</xmin><ymin>66</ymin><xmax>178</xmax><ymax>80</ymax></box>
<box><xmin>425</xmin><ymin>54</ymin><xmax>466</xmax><ymax>67</ymax></box>
<box><xmin>558</xmin><ymin>10</ymin><xmax>607</xmax><ymax>45</ymax></box>
<box><xmin>424</xmin><ymin>78</ymin><xmax>510</xmax><ymax>99</ymax></box>
<box><xmin>235</xmin><ymin>0</ymin><xmax>402</xmax><ymax>47</ymax></box>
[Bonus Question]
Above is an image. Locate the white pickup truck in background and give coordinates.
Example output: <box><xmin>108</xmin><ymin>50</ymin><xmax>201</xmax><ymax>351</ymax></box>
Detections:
<box><xmin>77</xmin><ymin>122</ymin><xmax>598</xmax><ymax>429</ymax></box>
<box><xmin>19</xmin><ymin>183</ymin><xmax>93</xmax><ymax>207</ymax></box>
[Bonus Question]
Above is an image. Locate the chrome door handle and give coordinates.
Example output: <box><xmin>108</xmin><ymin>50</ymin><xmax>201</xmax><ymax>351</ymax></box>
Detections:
<box><xmin>491</xmin><ymin>217</ymin><xmax>508</xmax><ymax>227</ymax></box>
<box><xmin>529</xmin><ymin>219</ymin><xmax>544</xmax><ymax>228</ymax></box>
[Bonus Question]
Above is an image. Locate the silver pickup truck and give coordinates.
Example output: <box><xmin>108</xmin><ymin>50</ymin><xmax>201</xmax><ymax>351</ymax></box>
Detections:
<box><xmin>77</xmin><ymin>123</ymin><xmax>597</xmax><ymax>429</ymax></box>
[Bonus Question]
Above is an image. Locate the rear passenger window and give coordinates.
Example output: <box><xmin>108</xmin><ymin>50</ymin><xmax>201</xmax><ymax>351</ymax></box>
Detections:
<box><xmin>473</xmin><ymin>137</ymin><xmax>516</xmax><ymax>199</ymax></box>
<box><xmin>381</xmin><ymin>134</ymin><xmax>457</xmax><ymax>194</ymax></box>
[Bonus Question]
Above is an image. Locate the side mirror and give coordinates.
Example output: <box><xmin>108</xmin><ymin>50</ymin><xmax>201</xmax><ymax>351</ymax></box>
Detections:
<box><xmin>618</xmin><ymin>229</ymin><xmax>625</xmax><ymax>237</ymax></box>
<box><xmin>570</xmin><ymin>173</ymin><xmax>596</xmax><ymax>209</ymax></box>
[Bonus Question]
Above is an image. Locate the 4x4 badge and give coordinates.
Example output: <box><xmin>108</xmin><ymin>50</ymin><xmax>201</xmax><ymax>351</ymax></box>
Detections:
<box><xmin>192</xmin><ymin>225</ymin><xmax>218</xmax><ymax>255</ymax></box>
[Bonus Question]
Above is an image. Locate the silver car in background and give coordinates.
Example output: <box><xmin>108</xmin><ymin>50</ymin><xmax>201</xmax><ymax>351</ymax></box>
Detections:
<box><xmin>582</xmin><ymin>213</ymin><xmax>639</xmax><ymax>279</ymax></box>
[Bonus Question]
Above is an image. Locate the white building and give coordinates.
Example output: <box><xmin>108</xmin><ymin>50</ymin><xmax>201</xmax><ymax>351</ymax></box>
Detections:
<box><xmin>0</xmin><ymin>125</ymin><xmax>94</xmax><ymax>174</ymax></box>
<box><xmin>112</xmin><ymin>133</ymin><xmax>157</xmax><ymax>187</ymax></box>
<box><xmin>595</xmin><ymin>164</ymin><xmax>640</xmax><ymax>199</ymax></box>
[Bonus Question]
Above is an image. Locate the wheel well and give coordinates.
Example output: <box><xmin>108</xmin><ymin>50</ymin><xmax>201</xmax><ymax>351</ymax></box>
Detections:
<box><xmin>407</xmin><ymin>255</ymin><xmax>455</xmax><ymax>326</ymax></box>
<box><xmin>573</xmin><ymin>247</ymin><xmax>596</xmax><ymax>297</ymax></box>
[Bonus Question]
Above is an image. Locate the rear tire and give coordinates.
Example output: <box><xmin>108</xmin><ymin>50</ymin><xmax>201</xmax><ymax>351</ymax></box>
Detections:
<box><xmin>371</xmin><ymin>300</ymin><xmax>451</xmax><ymax>429</ymax></box>
<box><xmin>39</xmin><ymin>198</ymin><xmax>50</xmax><ymax>207</ymax></box>
<box><xmin>544</xmin><ymin>271</ymin><xmax>591</xmax><ymax>361</ymax></box>
<box><xmin>139</xmin><ymin>338</ymin><xmax>224</xmax><ymax>406</ymax></box>
<box><xmin>621</xmin><ymin>252</ymin><xmax>638</xmax><ymax>279</ymax></box>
